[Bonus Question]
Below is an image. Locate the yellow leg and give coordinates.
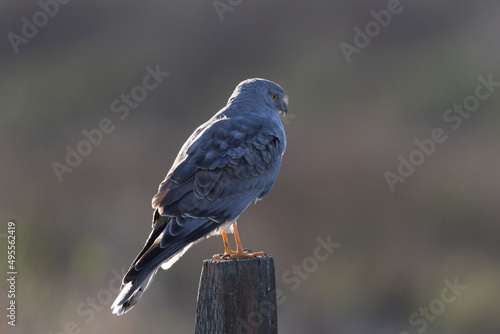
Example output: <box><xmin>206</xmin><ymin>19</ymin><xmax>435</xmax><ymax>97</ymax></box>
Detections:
<box><xmin>233</xmin><ymin>222</ymin><xmax>244</xmax><ymax>254</ymax></box>
<box><xmin>221</xmin><ymin>230</ymin><xmax>232</xmax><ymax>254</ymax></box>
<box><xmin>213</xmin><ymin>223</ymin><xmax>266</xmax><ymax>260</ymax></box>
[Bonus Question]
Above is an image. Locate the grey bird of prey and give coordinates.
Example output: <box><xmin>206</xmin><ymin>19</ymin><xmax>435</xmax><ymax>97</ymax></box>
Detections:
<box><xmin>111</xmin><ymin>78</ymin><xmax>288</xmax><ymax>315</ymax></box>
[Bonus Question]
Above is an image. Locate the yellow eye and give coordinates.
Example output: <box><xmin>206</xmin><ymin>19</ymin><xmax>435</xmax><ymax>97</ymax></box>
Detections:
<box><xmin>272</xmin><ymin>94</ymin><xmax>278</xmax><ymax>100</ymax></box>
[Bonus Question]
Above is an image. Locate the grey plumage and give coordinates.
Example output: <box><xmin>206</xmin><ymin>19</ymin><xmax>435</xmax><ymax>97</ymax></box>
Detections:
<box><xmin>111</xmin><ymin>78</ymin><xmax>288</xmax><ymax>315</ymax></box>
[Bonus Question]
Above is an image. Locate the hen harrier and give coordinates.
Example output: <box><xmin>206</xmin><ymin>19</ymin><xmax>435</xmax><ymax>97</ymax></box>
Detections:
<box><xmin>111</xmin><ymin>78</ymin><xmax>288</xmax><ymax>315</ymax></box>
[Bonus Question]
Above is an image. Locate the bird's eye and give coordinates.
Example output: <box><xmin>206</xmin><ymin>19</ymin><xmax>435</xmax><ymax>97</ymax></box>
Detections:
<box><xmin>272</xmin><ymin>94</ymin><xmax>278</xmax><ymax>100</ymax></box>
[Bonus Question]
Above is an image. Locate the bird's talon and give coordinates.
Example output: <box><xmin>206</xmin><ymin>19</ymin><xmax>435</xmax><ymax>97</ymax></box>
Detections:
<box><xmin>243</xmin><ymin>248</ymin><xmax>252</xmax><ymax>253</ymax></box>
<box><xmin>252</xmin><ymin>251</ymin><xmax>267</xmax><ymax>258</ymax></box>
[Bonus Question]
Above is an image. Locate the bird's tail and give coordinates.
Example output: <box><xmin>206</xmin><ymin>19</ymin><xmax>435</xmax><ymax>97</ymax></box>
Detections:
<box><xmin>111</xmin><ymin>212</ymin><xmax>220</xmax><ymax>315</ymax></box>
<box><xmin>110</xmin><ymin>267</ymin><xmax>159</xmax><ymax>316</ymax></box>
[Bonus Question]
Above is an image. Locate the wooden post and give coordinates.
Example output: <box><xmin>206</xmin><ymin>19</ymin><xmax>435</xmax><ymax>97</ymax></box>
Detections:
<box><xmin>195</xmin><ymin>257</ymin><xmax>277</xmax><ymax>334</ymax></box>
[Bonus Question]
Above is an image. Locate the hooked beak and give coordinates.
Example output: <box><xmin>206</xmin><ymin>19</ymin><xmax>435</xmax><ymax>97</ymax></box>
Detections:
<box><xmin>280</xmin><ymin>105</ymin><xmax>288</xmax><ymax>115</ymax></box>
<box><xmin>280</xmin><ymin>95</ymin><xmax>288</xmax><ymax>115</ymax></box>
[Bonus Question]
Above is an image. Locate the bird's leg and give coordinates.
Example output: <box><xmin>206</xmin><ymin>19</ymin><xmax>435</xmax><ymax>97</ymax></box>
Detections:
<box><xmin>221</xmin><ymin>230</ymin><xmax>232</xmax><ymax>254</ymax></box>
<box><xmin>233</xmin><ymin>223</ymin><xmax>267</xmax><ymax>258</ymax></box>
<box><xmin>213</xmin><ymin>223</ymin><xmax>266</xmax><ymax>260</ymax></box>
<box><xmin>213</xmin><ymin>228</ymin><xmax>233</xmax><ymax>259</ymax></box>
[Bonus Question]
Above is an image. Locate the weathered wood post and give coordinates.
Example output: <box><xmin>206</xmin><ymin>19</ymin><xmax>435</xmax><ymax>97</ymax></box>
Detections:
<box><xmin>195</xmin><ymin>257</ymin><xmax>277</xmax><ymax>334</ymax></box>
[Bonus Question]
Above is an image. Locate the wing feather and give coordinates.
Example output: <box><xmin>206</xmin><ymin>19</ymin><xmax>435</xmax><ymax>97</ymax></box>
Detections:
<box><xmin>152</xmin><ymin>114</ymin><xmax>285</xmax><ymax>223</ymax></box>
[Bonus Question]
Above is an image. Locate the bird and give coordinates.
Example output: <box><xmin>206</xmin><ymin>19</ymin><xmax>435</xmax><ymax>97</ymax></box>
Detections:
<box><xmin>111</xmin><ymin>78</ymin><xmax>288</xmax><ymax>316</ymax></box>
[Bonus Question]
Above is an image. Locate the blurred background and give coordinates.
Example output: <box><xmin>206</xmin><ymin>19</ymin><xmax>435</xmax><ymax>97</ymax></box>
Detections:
<box><xmin>1</xmin><ymin>1</ymin><xmax>500</xmax><ymax>333</ymax></box>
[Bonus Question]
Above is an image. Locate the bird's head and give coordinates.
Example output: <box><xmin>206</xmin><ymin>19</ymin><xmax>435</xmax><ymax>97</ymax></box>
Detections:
<box><xmin>228</xmin><ymin>78</ymin><xmax>288</xmax><ymax>115</ymax></box>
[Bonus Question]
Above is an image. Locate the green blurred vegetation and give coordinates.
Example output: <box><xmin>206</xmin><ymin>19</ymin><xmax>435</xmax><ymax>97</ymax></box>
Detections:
<box><xmin>1</xmin><ymin>1</ymin><xmax>500</xmax><ymax>333</ymax></box>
